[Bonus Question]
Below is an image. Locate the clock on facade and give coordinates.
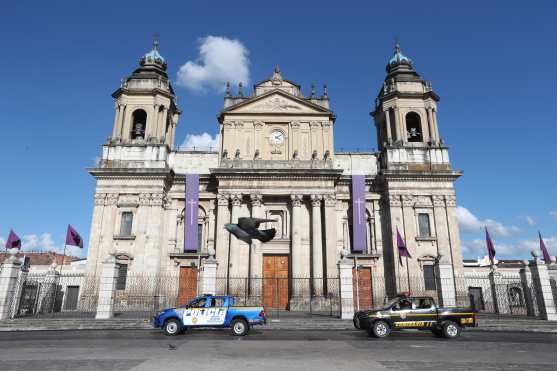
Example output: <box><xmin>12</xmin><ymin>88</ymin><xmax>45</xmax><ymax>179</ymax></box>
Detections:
<box><xmin>270</xmin><ymin>130</ymin><xmax>285</xmax><ymax>145</ymax></box>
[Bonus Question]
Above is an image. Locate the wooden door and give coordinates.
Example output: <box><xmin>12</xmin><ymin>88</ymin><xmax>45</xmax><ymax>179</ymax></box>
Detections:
<box><xmin>353</xmin><ymin>267</ymin><xmax>372</xmax><ymax>310</ymax></box>
<box><xmin>178</xmin><ymin>267</ymin><xmax>198</xmax><ymax>306</ymax></box>
<box><xmin>262</xmin><ymin>255</ymin><xmax>289</xmax><ymax>309</ymax></box>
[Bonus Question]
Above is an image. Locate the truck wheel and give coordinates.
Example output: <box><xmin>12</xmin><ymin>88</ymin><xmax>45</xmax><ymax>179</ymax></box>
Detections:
<box><xmin>231</xmin><ymin>318</ymin><xmax>249</xmax><ymax>336</ymax></box>
<box><xmin>442</xmin><ymin>321</ymin><xmax>461</xmax><ymax>339</ymax></box>
<box><xmin>353</xmin><ymin>316</ymin><xmax>361</xmax><ymax>329</ymax></box>
<box><xmin>163</xmin><ymin>319</ymin><xmax>182</xmax><ymax>336</ymax></box>
<box><xmin>369</xmin><ymin>320</ymin><xmax>390</xmax><ymax>338</ymax></box>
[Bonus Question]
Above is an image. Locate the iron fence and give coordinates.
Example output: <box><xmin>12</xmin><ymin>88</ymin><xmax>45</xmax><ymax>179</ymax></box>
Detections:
<box><xmin>5</xmin><ymin>270</ymin><xmax>546</xmax><ymax>320</ymax></box>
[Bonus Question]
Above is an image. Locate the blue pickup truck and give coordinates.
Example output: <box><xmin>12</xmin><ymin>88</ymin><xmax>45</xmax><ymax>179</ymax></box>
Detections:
<box><xmin>153</xmin><ymin>295</ymin><xmax>266</xmax><ymax>336</ymax></box>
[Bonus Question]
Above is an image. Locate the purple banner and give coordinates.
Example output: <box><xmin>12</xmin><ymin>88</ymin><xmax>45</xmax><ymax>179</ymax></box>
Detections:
<box><xmin>351</xmin><ymin>175</ymin><xmax>367</xmax><ymax>252</ymax></box>
<box><xmin>184</xmin><ymin>174</ymin><xmax>199</xmax><ymax>252</ymax></box>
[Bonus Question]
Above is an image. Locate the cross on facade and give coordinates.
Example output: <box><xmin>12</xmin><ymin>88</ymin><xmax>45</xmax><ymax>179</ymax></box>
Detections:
<box><xmin>355</xmin><ymin>198</ymin><xmax>364</xmax><ymax>224</ymax></box>
<box><xmin>187</xmin><ymin>199</ymin><xmax>197</xmax><ymax>224</ymax></box>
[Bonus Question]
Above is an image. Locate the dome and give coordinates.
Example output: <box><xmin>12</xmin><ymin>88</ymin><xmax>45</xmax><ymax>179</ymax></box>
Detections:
<box><xmin>139</xmin><ymin>39</ymin><xmax>167</xmax><ymax>70</ymax></box>
<box><xmin>387</xmin><ymin>42</ymin><xmax>412</xmax><ymax>69</ymax></box>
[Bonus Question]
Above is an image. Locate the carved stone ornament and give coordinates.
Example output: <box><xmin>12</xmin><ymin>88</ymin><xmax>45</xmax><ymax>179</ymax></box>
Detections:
<box><xmin>250</xmin><ymin>194</ymin><xmax>263</xmax><ymax>207</ymax></box>
<box><xmin>310</xmin><ymin>121</ymin><xmax>321</xmax><ymax>128</ymax></box>
<box><xmin>231</xmin><ymin>194</ymin><xmax>242</xmax><ymax>207</ymax></box>
<box><xmin>139</xmin><ymin>193</ymin><xmax>151</xmax><ymax>206</ymax></box>
<box><xmin>432</xmin><ymin>195</ymin><xmax>445</xmax><ymax>207</ymax></box>
<box><xmin>291</xmin><ymin>120</ymin><xmax>301</xmax><ymax>128</ymax></box>
<box><xmin>223</xmin><ymin>120</ymin><xmax>233</xmax><ymax>127</ymax></box>
<box><xmin>254</xmin><ymin>121</ymin><xmax>264</xmax><ymax>129</ymax></box>
<box><xmin>117</xmin><ymin>194</ymin><xmax>139</xmax><ymax>207</ymax></box>
<box><xmin>217</xmin><ymin>194</ymin><xmax>229</xmax><ymax>206</ymax></box>
<box><xmin>388</xmin><ymin>194</ymin><xmax>402</xmax><ymax>207</ymax></box>
<box><xmin>311</xmin><ymin>194</ymin><xmax>322</xmax><ymax>207</ymax></box>
<box><xmin>414</xmin><ymin>195</ymin><xmax>433</xmax><ymax>207</ymax></box>
<box><xmin>252</xmin><ymin>97</ymin><xmax>302</xmax><ymax>112</ymax></box>
<box><xmin>445</xmin><ymin>195</ymin><xmax>457</xmax><ymax>207</ymax></box>
<box><xmin>290</xmin><ymin>194</ymin><xmax>303</xmax><ymax>207</ymax></box>
<box><xmin>402</xmin><ymin>194</ymin><xmax>415</xmax><ymax>207</ymax></box>
<box><xmin>94</xmin><ymin>193</ymin><xmax>106</xmax><ymax>206</ymax></box>
<box><xmin>105</xmin><ymin>194</ymin><xmax>118</xmax><ymax>206</ymax></box>
<box><xmin>324</xmin><ymin>194</ymin><xmax>336</xmax><ymax>207</ymax></box>
<box><xmin>150</xmin><ymin>193</ymin><xmax>165</xmax><ymax>206</ymax></box>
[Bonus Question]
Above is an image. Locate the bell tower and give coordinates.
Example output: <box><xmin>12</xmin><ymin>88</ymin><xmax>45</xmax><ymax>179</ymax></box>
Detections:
<box><xmin>373</xmin><ymin>42</ymin><xmax>448</xmax><ymax>172</ymax></box>
<box><xmin>372</xmin><ymin>43</ymin><xmax>464</xmax><ymax>304</ymax></box>
<box><xmin>109</xmin><ymin>39</ymin><xmax>180</xmax><ymax>148</ymax></box>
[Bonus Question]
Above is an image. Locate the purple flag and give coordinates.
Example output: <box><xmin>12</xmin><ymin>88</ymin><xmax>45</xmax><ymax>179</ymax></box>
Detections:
<box><xmin>485</xmin><ymin>228</ymin><xmax>496</xmax><ymax>264</ymax></box>
<box><xmin>539</xmin><ymin>231</ymin><xmax>551</xmax><ymax>264</ymax></box>
<box><xmin>65</xmin><ymin>225</ymin><xmax>83</xmax><ymax>248</ymax></box>
<box><xmin>5</xmin><ymin>229</ymin><xmax>21</xmax><ymax>249</ymax></box>
<box><xmin>396</xmin><ymin>229</ymin><xmax>411</xmax><ymax>266</ymax></box>
<box><xmin>351</xmin><ymin>175</ymin><xmax>367</xmax><ymax>252</ymax></box>
<box><xmin>184</xmin><ymin>174</ymin><xmax>200</xmax><ymax>252</ymax></box>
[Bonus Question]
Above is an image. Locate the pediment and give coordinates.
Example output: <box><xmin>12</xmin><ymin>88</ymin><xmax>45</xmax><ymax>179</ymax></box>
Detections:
<box><xmin>223</xmin><ymin>90</ymin><xmax>330</xmax><ymax>115</ymax></box>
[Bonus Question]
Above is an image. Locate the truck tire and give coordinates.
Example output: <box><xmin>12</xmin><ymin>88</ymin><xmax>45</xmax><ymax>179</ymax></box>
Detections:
<box><xmin>163</xmin><ymin>318</ymin><xmax>182</xmax><ymax>336</ymax></box>
<box><xmin>442</xmin><ymin>321</ymin><xmax>461</xmax><ymax>339</ymax></box>
<box><xmin>368</xmin><ymin>320</ymin><xmax>391</xmax><ymax>338</ymax></box>
<box><xmin>231</xmin><ymin>318</ymin><xmax>249</xmax><ymax>336</ymax></box>
<box><xmin>431</xmin><ymin>327</ymin><xmax>443</xmax><ymax>337</ymax></box>
<box><xmin>353</xmin><ymin>316</ymin><xmax>361</xmax><ymax>329</ymax></box>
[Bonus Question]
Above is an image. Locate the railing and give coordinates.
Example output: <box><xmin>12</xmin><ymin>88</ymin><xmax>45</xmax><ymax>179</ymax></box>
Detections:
<box><xmin>6</xmin><ymin>272</ymin><xmax>544</xmax><ymax>320</ymax></box>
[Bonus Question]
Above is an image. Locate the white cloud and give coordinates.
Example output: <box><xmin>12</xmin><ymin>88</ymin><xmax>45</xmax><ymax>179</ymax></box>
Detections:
<box><xmin>522</xmin><ymin>215</ymin><xmax>536</xmax><ymax>226</ymax></box>
<box><xmin>550</xmin><ymin>211</ymin><xmax>557</xmax><ymax>220</ymax></box>
<box><xmin>180</xmin><ymin>132</ymin><xmax>219</xmax><ymax>151</ymax></box>
<box><xmin>17</xmin><ymin>233</ymin><xmax>85</xmax><ymax>258</ymax></box>
<box><xmin>177</xmin><ymin>36</ymin><xmax>250</xmax><ymax>93</ymax></box>
<box><xmin>0</xmin><ymin>236</ymin><xmax>4</xmax><ymax>248</ymax></box>
<box><xmin>461</xmin><ymin>235</ymin><xmax>557</xmax><ymax>259</ymax></box>
<box><xmin>456</xmin><ymin>206</ymin><xmax>520</xmax><ymax>238</ymax></box>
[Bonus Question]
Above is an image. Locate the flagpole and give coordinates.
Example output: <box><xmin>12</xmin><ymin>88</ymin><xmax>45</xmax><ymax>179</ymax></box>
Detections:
<box><xmin>59</xmin><ymin>243</ymin><xmax>67</xmax><ymax>276</ymax></box>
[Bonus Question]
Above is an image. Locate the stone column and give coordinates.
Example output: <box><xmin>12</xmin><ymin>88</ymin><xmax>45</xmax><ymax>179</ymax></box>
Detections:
<box><xmin>291</xmin><ymin>194</ymin><xmax>304</xmax><ymax>279</ymax></box>
<box><xmin>95</xmin><ymin>256</ymin><xmax>119</xmax><ymax>320</ymax></box>
<box><xmin>338</xmin><ymin>258</ymin><xmax>355</xmax><ymax>319</ymax></box>
<box><xmin>215</xmin><ymin>194</ymin><xmax>230</xmax><ymax>279</ymax></box>
<box><xmin>250</xmin><ymin>194</ymin><xmax>264</xmax><ymax>297</ymax></box>
<box><xmin>489</xmin><ymin>269</ymin><xmax>502</xmax><ymax>314</ymax></box>
<box><xmin>529</xmin><ymin>256</ymin><xmax>557</xmax><ymax>321</ymax></box>
<box><xmin>426</xmin><ymin>107</ymin><xmax>436</xmax><ymax>143</ymax></box>
<box><xmin>432</xmin><ymin>109</ymin><xmax>440</xmax><ymax>143</ymax></box>
<box><xmin>228</xmin><ymin>194</ymin><xmax>242</xmax><ymax>279</ymax></box>
<box><xmin>200</xmin><ymin>258</ymin><xmax>218</xmax><ymax>295</ymax></box>
<box><xmin>207</xmin><ymin>205</ymin><xmax>216</xmax><ymax>256</ymax></box>
<box><xmin>519</xmin><ymin>263</ymin><xmax>536</xmax><ymax>317</ymax></box>
<box><xmin>436</xmin><ymin>263</ymin><xmax>456</xmax><ymax>307</ymax></box>
<box><xmin>0</xmin><ymin>255</ymin><xmax>23</xmax><ymax>320</ymax></box>
<box><xmin>324</xmin><ymin>194</ymin><xmax>338</xmax><ymax>282</ymax></box>
<box><xmin>393</xmin><ymin>107</ymin><xmax>401</xmax><ymax>143</ymax></box>
<box><xmin>311</xmin><ymin>195</ymin><xmax>324</xmax><ymax>296</ymax></box>
<box><xmin>112</xmin><ymin>103</ymin><xmax>122</xmax><ymax>139</ymax></box>
<box><xmin>384</xmin><ymin>110</ymin><xmax>392</xmax><ymax>144</ymax></box>
<box><xmin>372</xmin><ymin>200</ymin><xmax>383</xmax><ymax>255</ymax></box>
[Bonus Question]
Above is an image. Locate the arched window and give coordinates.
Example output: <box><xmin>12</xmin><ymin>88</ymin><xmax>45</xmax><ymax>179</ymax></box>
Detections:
<box><xmin>405</xmin><ymin>112</ymin><xmax>423</xmax><ymax>142</ymax></box>
<box><xmin>131</xmin><ymin>109</ymin><xmax>147</xmax><ymax>139</ymax></box>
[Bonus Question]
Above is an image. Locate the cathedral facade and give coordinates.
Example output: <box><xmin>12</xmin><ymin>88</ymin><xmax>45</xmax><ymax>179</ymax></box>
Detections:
<box><xmin>85</xmin><ymin>41</ymin><xmax>464</xmax><ymax>309</ymax></box>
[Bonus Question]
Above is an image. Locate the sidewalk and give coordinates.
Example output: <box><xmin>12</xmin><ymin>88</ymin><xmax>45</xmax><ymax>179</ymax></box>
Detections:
<box><xmin>1</xmin><ymin>313</ymin><xmax>557</xmax><ymax>333</ymax></box>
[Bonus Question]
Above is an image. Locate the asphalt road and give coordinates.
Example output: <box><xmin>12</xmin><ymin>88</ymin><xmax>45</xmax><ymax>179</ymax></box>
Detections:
<box><xmin>0</xmin><ymin>329</ymin><xmax>556</xmax><ymax>371</ymax></box>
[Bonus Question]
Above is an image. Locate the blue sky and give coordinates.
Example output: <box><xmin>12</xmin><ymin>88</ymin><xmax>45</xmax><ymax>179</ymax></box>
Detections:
<box><xmin>0</xmin><ymin>0</ymin><xmax>556</xmax><ymax>259</ymax></box>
